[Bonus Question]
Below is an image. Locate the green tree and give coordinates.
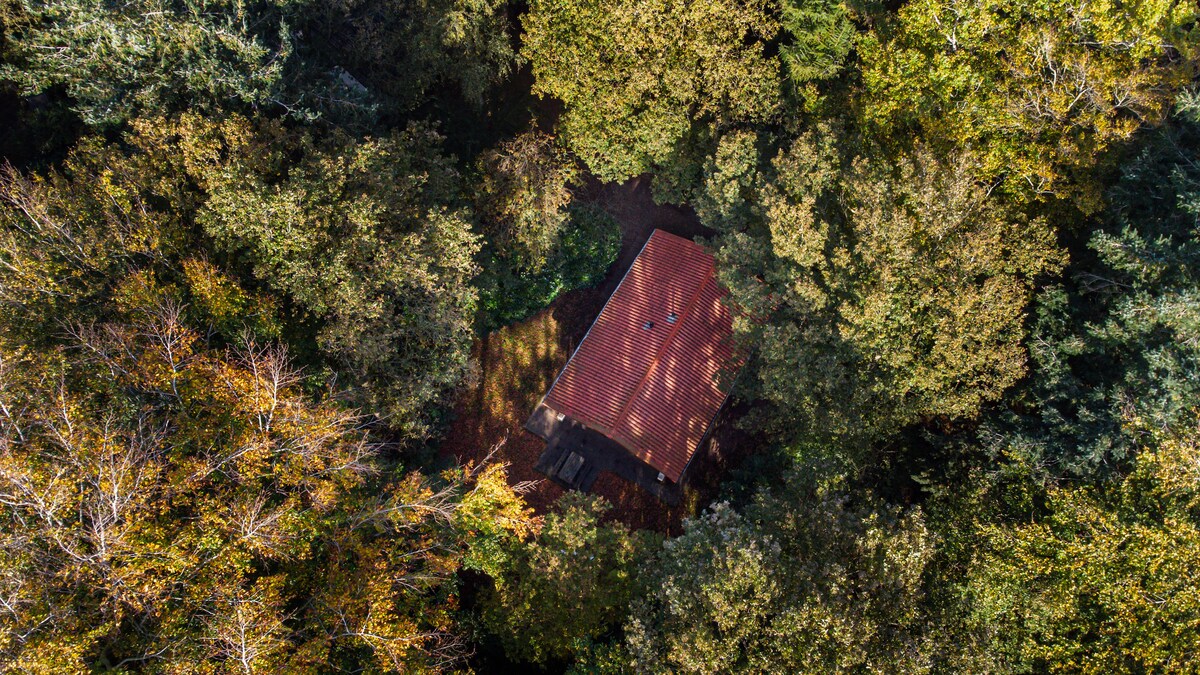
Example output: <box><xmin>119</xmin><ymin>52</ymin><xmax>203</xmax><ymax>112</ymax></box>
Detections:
<box><xmin>625</xmin><ymin>477</ymin><xmax>937</xmax><ymax>673</ymax></box>
<box><xmin>477</xmin><ymin>493</ymin><xmax>654</xmax><ymax>664</ymax></box>
<box><xmin>476</xmin><ymin>202</ymin><xmax>620</xmax><ymax>329</ymax></box>
<box><xmin>981</xmin><ymin>96</ymin><xmax>1200</xmax><ymax>479</ymax></box>
<box><xmin>476</xmin><ymin>128</ymin><xmax>580</xmax><ymax>273</ymax></box>
<box><xmin>966</xmin><ymin>416</ymin><xmax>1200</xmax><ymax>672</ymax></box>
<box><xmin>710</xmin><ymin>128</ymin><xmax>1062</xmax><ymax>462</ymax></box>
<box><xmin>190</xmin><ymin>116</ymin><xmax>481</xmax><ymax>437</ymax></box>
<box><xmin>1</xmin><ymin>0</ymin><xmax>305</xmax><ymax>126</ymax></box>
<box><xmin>0</xmin><ymin>143</ymin><xmax>535</xmax><ymax>672</ymax></box>
<box><xmin>858</xmin><ymin>0</ymin><xmax>1198</xmax><ymax>209</ymax></box>
<box><xmin>522</xmin><ymin>0</ymin><xmax>782</xmax><ymax>182</ymax></box>
<box><xmin>4</xmin><ymin>114</ymin><xmax>481</xmax><ymax>438</ymax></box>
<box><xmin>779</xmin><ymin>0</ymin><xmax>857</xmax><ymax>84</ymax></box>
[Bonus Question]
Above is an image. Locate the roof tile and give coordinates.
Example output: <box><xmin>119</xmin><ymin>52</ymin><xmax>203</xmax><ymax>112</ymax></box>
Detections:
<box><xmin>543</xmin><ymin>230</ymin><xmax>737</xmax><ymax>482</ymax></box>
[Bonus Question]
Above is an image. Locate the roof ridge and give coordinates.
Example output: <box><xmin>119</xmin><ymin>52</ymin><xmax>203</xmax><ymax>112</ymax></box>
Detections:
<box><xmin>609</xmin><ymin>249</ymin><xmax>716</xmax><ymax>442</ymax></box>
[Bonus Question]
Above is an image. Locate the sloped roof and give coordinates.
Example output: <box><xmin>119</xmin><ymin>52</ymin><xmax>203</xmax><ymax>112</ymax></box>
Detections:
<box><xmin>542</xmin><ymin>229</ymin><xmax>737</xmax><ymax>482</ymax></box>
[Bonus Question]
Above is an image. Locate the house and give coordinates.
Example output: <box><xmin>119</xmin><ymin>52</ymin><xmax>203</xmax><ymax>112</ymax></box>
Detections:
<box><xmin>524</xmin><ymin>229</ymin><xmax>739</xmax><ymax>503</ymax></box>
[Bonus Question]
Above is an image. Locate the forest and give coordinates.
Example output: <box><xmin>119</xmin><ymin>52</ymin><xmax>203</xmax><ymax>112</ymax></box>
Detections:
<box><xmin>1</xmin><ymin>0</ymin><xmax>1199</xmax><ymax>672</ymax></box>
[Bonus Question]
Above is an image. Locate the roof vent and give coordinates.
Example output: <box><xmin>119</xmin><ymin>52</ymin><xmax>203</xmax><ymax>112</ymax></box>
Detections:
<box><xmin>642</xmin><ymin>320</ymin><xmax>654</xmax><ymax>330</ymax></box>
<box><xmin>666</xmin><ymin>312</ymin><xmax>679</xmax><ymax>324</ymax></box>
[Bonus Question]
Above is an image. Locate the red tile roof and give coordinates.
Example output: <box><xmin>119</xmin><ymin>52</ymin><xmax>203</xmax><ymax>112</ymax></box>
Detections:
<box><xmin>542</xmin><ymin>229</ymin><xmax>737</xmax><ymax>482</ymax></box>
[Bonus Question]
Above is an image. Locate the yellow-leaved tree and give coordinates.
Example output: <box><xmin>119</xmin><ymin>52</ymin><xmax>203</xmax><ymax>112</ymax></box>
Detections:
<box><xmin>859</xmin><ymin>0</ymin><xmax>1199</xmax><ymax>211</ymax></box>
<box><xmin>0</xmin><ymin>128</ymin><xmax>534</xmax><ymax>673</ymax></box>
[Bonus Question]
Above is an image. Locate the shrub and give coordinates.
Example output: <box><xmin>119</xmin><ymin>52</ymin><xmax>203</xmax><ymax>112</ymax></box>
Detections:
<box><xmin>477</xmin><ymin>203</ymin><xmax>620</xmax><ymax>330</ymax></box>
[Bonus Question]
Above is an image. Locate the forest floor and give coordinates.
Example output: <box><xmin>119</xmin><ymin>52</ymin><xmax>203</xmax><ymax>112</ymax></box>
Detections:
<box><xmin>438</xmin><ymin>177</ymin><xmax>753</xmax><ymax>535</ymax></box>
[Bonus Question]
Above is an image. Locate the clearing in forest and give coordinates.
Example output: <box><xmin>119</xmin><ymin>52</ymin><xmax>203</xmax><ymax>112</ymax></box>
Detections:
<box><xmin>439</xmin><ymin>178</ymin><xmax>748</xmax><ymax>534</ymax></box>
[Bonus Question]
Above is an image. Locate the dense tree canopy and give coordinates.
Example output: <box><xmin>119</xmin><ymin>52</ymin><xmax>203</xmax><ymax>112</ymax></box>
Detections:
<box><xmin>191</xmin><ymin>117</ymin><xmax>481</xmax><ymax>435</ymax></box>
<box><xmin>859</xmin><ymin>0</ymin><xmax>1199</xmax><ymax>208</ymax></box>
<box><xmin>302</xmin><ymin>0</ymin><xmax>518</xmax><ymax>115</ymax></box>
<box><xmin>522</xmin><ymin>0</ymin><xmax>782</xmax><ymax>181</ymax></box>
<box><xmin>0</xmin><ymin>321</ymin><xmax>531</xmax><ymax>671</ymax></box>
<box><xmin>0</xmin><ymin>141</ymin><xmax>172</xmax><ymax>341</ymax></box>
<box><xmin>965</xmin><ymin>417</ymin><xmax>1200</xmax><ymax>672</ymax></box>
<box><xmin>625</xmin><ymin>477</ymin><xmax>937</xmax><ymax>672</ymax></box>
<box><xmin>478</xmin><ymin>494</ymin><xmax>653</xmax><ymax>664</ymax></box>
<box><xmin>3</xmin><ymin>0</ymin><xmax>1200</xmax><ymax>671</ymax></box>
<box><xmin>981</xmin><ymin>97</ymin><xmax>1200</xmax><ymax>479</ymax></box>
<box><xmin>778</xmin><ymin>0</ymin><xmax>857</xmax><ymax>84</ymax></box>
<box><xmin>2</xmin><ymin>0</ymin><xmax>304</xmax><ymax>126</ymax></box>
<box><xmin>475</xmin><ymin>129</ymin><xmax>579</xmax><ymax>273</ymax></box>
<box><xmin>708</xmin><ymin>128</ymin><xmax>1062</xmax><ymax>462</ymax></box>
<box><xmin>470</xmin><ymin>129</ymin><xmax>619</xmax><ymax>330</ymax></box>
<box><xmin>0</xmin><ymin>177</ymin><xmax>531</xmax><ymax>670</ymax></box>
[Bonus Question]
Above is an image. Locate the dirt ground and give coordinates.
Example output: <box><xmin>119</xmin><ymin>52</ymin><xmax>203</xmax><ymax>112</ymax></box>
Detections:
<box><xmin>438</xmin><ymin>177</ymin><xmax>753</xmax><ymax>535</ymax></box>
